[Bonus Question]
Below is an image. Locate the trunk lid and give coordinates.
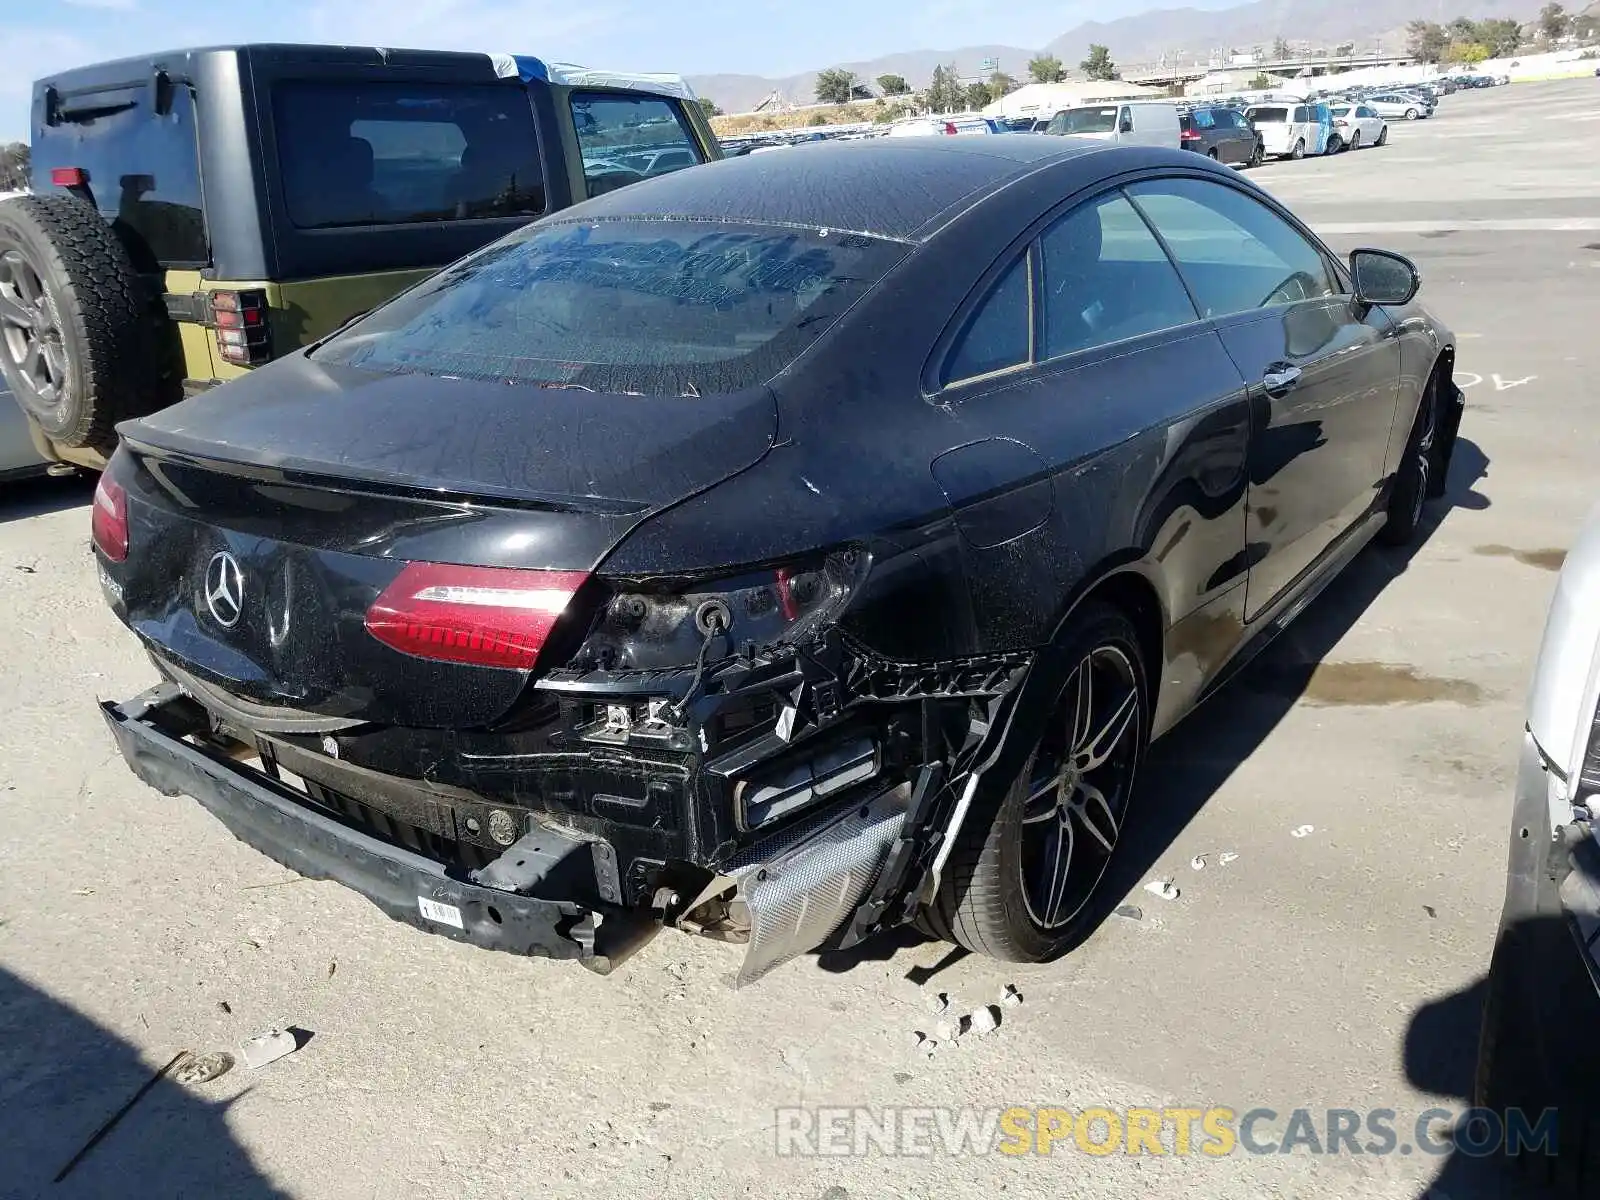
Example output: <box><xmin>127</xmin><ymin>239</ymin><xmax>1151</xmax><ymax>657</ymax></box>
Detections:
<box><xmin>112</xmin><ymin>356</ymin><xmax>777</xmax><ymax>728</ymax></box>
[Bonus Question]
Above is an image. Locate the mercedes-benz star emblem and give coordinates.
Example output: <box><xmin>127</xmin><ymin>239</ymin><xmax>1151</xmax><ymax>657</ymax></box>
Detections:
<box><xmin>203</xmin><ymin>551</ymin><xmax>245</xmax><ymax>629</ymax></box>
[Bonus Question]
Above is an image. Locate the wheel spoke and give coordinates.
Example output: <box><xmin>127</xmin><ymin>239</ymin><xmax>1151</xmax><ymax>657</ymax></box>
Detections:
<box><xmin>12</xmin><ymin>262</ymin><xmax>42</xmax><ymax>307</ymax></box>
<box><xmin>1044</xmin><ymin>811</ymin><xmax>1074</xmax><ymax>926</ymax></box>
<box><xmin>1077</xmin><ymin>686</ymin><xmax>1138</xmax><ymax>771</ymax></box>
<box><xmin>20</xmin><ymin>341</ymin><xmax>43</xmax><ymax>379</ymax></box>
<box><xmin>0</xmin><ymin>287</ymin><xmax>28</xmax><ymax>329</ymax></box>
<box><xmin>1066</xmin><ymin>782</ymin><xmax>1117</xmax><ymax>854</ymax></box>
<box><xmin>41</xmin><ymin>340</ymin><xmax>66</xmax><ymax>385</ymax></box>
<box><xmin>1067</xmin><ymin>657</ymin><xmax>1093</xmax><ymax>751</ymax></box>
<box><xmin>1023</xmin><ymin>771</ymin><xmax>1065</xmax><ymax>823</ymax></box>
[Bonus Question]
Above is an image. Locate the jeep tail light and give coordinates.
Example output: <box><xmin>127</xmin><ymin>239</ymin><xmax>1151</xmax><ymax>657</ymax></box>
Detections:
<box><xmin>364</xmin><ymin>562</ymin><xmax>590</xmax><ymax>670</ymax></box>
<box><xmin>91</xmin><ymin>474</ymin><xmax>128</xmax><ymax>562</ymax></box>
<box><xmin>210</xmin><ymin>290</ymin><xmax>271</xmax><ymax>367</ymax></box>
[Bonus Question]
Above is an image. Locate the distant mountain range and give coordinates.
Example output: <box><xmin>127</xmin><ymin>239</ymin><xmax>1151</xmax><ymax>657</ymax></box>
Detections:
<box><xmin>689</xmin><ymin>0</ymin><xmax>1548</xmax><ymax>112</ymax></box>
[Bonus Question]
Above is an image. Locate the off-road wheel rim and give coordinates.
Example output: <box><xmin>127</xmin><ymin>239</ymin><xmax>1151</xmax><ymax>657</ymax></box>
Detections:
<box><xmin>0</xmin><ymin>248</ymin><xmax>67</xmax><ymax>410</ymax></box>
<box><xmin>1020</xmin><ymin>645</ymin><xmax>1141</xmax><ymax>931</ymax></box>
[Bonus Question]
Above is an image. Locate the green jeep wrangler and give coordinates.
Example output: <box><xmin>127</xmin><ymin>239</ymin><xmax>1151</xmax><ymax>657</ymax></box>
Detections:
<box><xmin>0</xmin><ymin>44</ymin><xmax>720</xmax><ymax>471</ymax></box>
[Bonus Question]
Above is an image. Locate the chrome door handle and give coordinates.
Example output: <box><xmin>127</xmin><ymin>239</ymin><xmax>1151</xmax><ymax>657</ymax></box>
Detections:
<box><xmin>1262</xmin><ymin>365</ymin><xmax>1302</xmax><ymax>394</ymax></box>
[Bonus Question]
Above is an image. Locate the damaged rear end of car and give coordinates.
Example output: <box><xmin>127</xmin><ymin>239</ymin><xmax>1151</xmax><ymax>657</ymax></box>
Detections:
<box><xmin>95</xmin><ymin>207</ymin><xmax>1027</xmax><ymax>984</ymax></box>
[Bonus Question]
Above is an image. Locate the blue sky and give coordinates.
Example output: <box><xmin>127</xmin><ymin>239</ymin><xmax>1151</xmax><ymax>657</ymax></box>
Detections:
<box><xmin>1</xmin><ymin>0</ymin><xmax>1203</xmax><ymax>141</ymax></box>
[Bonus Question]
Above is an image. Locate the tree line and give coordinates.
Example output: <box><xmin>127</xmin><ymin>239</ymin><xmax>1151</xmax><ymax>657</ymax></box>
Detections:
<box><xmin>0</xmin><ymin>143</ymin><xmax>29</xmax><ymax>191</ymax></box>
<box><xmin>1407</xmin><ymin>5</ymin><xmax>1596</xmax><ymax>64</ymax></box>
<box><xmin>808</xmin><ymin>44</ymin><xmax>1118</xmax><ymax>111</ymax></box>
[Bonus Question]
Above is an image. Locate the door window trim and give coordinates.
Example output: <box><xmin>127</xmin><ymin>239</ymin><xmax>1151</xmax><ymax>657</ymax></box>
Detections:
<box><xmin>930</xmin><ymin>172</ymin><xmax>1257</xmax><ymax>397</ymax></box>
<box><xmin>1121</xmin><ymin>173</ymin><xmax>1352</xmax><ymax>328</ymax></box>
<box><xmin>926</xmin><ymin>167</ymin><xmax>1353</xmax><ymax>399</ymax></box>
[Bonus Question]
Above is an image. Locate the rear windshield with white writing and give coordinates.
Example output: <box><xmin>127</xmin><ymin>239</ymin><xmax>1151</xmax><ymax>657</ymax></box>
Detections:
<box><xmin>1248</xmin><ymin>107</ymin><xmax>1290</xmax><ymax>123</ymax></box>
<box><xmin>312</xmin><ymin>220</ymin><xmax>907</xmax><ymax>394</ymax></box>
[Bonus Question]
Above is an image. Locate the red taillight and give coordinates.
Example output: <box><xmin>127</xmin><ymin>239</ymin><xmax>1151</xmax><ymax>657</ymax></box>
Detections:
<box><xmin>1333</xmin><ymin>119</ymin><xmax>1348</xmax><ymax>126</ymax></box>
<box><xmin>209</xmin><ymin>289</ymin><xmax>271</xmax><ymax>366</ymax></box>
<box><xmin>91</xmin><ymin>474</ymin><xmax>128</xmax><ymax>562</ymax></box>
<box><xmin>364</xmin><ymin>562</ymin><xmax>589</xmax><ymax>670</ymax></box>
<box><xmin>1180</xmin><ymin>129</ymin><xmax>1201</xmax><ymax>142</ymax></box>
<box><xmin>51</xmin><ymin>167</ymin><xmax>88</xmax><ymax>187</ymax></box>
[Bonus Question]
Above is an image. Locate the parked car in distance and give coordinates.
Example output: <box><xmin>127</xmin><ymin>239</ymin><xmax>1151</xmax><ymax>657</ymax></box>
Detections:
<box><xmin>1245</xmin><ymin>102</ymin><xmax>1322</xmax><ymax>158</ymax></box>
<box><xmin>1179</xmin><ymin>106</ymin><xmax>1263</xmax><ymax>166</ymax></box>
<box><xmin>1366</xmin><ymin>91</ymin><xmax>1433</xmax><ymax>120</ymax></box>
<box><xmin>0</xmin><ymin>44</ymin><xmax>720</xmax><ymax>477</ymax></box>
<box><xmin>1</xmin><ymin>388</ymin><xmax>50</xmax><ymax>482</ymax></box>
<box><xmin>1045</xmin><ymin>102</ymin><xmax>1180</xmax><ymax>148</ymax></box>
<box><xmin>1477</xmin><ymin>501</ymin><xmax>1600</xmax><ymax>1192</ymax></box>
<box><xmin>97</xmin><ymin>138</ymin><xmax>1464</xmax><ymax>984</ymax></box>
<box><xmin>887</xmin><ymin>115</ymin><xmax>1001</xmax><ymax>137</ymax></box>
<box><xmin>1329</xmin><ymin>103</ymin><xmax>1388</xmax><ymax>150</ymax></box>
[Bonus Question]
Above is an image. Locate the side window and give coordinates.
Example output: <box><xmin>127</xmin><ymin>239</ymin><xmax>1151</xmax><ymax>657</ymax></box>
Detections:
<box><xmin>1194</xmin><ymin>109</ymin><xmax>1216</xmax><ymax>129</ymax></box>
<box><xmin>571</xmin><ymin>92</ymin><xmax>704</xmax><ymax>198</ymax></box>
<box><xmin>275</xmin><ymin>81</ymin><xmax>545</xmax><ymax>229</ymax></box>
<box><xmin>1127</xmin><ymin>177</ymin><xmax>1337</xmax><ymax>319</ymax></box>
<box><xmin>1293</xmin><ymin>106</ymin><xmax>1308</xmax><ymax>123</ymax></box>
<box><xmin>1040</xmin><ymin>191</ymin><xmax>1198</xmax><ymax>359</ymax></box>
<box><xmin>943</xmin><ymin>253</ymin><xmax>1030</xmax><ymax>385</ymax></box>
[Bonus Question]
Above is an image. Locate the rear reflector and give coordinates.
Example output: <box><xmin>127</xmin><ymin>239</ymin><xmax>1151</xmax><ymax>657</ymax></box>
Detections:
<box><xmin>91</xmin><ymin>474</ymin><xmax>128</xmax><ymax>562</ymax></box>
<box><xmin>364</xmin><ymin>562</ymin><xmax>589</xmax><ymax>670</ymax></box>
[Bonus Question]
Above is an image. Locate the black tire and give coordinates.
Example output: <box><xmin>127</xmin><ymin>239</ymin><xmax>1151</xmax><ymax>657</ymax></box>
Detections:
<box><xmin>1349</xmin><ymin>131</ymin><xmax>1361</xmax><ymax>150</ymax></box>
<box><xmin>1377</xmin><ymin>126</ymin><xmax>1389</xmax><ymax>146</ymax></box>
<box><xmin>1475</xmin><ymin>837</ymin><xmax>1600</xmax><ymax>1193</ymax></box>
<box><xmin>929</xmin><ymin>603</ymin><xmax>1148</xmax><ymax>962</ymax></box>
<box><xmin>1327</xmin><ymin>135</ymin><xmax>1343</xmax><ymax>154</ymax></box>
<box><xmin>1291</xmin><ymin>139</ymin><xmax>1305</xmax><ymax>160</ymax></box>
<box><xmin>1206</xmin><ymin>148</ymin><xmax>1219</xmax><ymax>160</ymax></box>
<box><xmin>1379</xmin><ymin>369</ymin><xmax>1440</xmax><ymax>546</ymax></box>
<box><xmin>0</xmin><ymin>195</ymin><xmax>152</xmax><ymax>451</ymax></box>
<box><xmin>1248</xmin><ymin>141</ymin><xmax>1264</xmax><ymax>168</ymax></box>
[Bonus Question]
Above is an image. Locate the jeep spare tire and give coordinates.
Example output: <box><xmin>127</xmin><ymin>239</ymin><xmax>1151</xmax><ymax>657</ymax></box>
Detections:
<box><xmin>0</xmin><ymin>195</ymin><xmax>151</xmax><ymax>451</ymax></box>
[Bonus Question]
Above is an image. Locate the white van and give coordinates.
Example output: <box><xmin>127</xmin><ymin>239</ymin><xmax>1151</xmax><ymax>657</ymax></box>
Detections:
<box><xmin>1245</xmin><ymin>103</ymin><xmax>1321</xmax><ymax>159</ymax></box>
<box><xmin>1044</xmin><ymin>102</ymin><xmax>1180</xmax><ymax>148</ymax></box>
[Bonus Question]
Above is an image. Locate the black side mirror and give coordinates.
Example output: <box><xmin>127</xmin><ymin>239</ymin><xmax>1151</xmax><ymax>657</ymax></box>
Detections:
<box><xmin>1349</xmin><ymin>248</ymin><xmax>1419</xmax><ymax>306</ymax></box>
<box><xmin>1119</xmin><ymin>115</ymin><xmax>1133</xmax><ymax>133</ymax></box>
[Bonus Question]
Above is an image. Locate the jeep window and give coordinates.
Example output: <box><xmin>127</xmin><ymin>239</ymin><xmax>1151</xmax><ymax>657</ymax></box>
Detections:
<box><xmin>274</xmin><ymin>81</ymin><xmax>545</xmax><ymax>230</ymax></box>
<box><xmin>34</xmin><ymin>84</ymin><xmax>206</xmax><ymax>270</ymax></box>
<box><xmin>569</xmin><ymin>93</ymin><xmax>704</xmax><ymax>198</ymax></box>
<box><xmin>312</xmin><ymin>219</ymin><xmax>907</xmax><ymax>395</ymax></box>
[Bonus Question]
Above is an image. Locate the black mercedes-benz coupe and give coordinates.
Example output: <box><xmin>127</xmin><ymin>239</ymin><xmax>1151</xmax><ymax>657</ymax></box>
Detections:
<box><xmin>96</xmin><ymin>137</ymin><xmax>1464</xmax><ymax>983</ymax></box>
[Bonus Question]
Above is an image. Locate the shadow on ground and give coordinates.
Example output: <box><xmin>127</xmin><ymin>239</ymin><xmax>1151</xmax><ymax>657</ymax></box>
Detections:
<box><xmin>0</xmin><ymin>966</ymin><xmax>284</xmax><ymax>1198</ymax></box>
<box><xmin>0</xmin><ymin>469</ymin><xmax>96</xmax><ymax>526</ymax></box>
<box><xmin>1059</xmin><ymin>435</ymin><xmax>1491</xmax><ymax>954</ymax></box>
<box><xmin>1405</xmin><ymin>911</ymin><xmax>1600</xmax><ymax>1199</ymax></box>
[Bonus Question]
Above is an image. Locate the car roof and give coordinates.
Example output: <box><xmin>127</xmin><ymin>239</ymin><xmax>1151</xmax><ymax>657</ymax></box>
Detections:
<box><xmin>564</xmin><ymin>137</ymin><xmax>1113</xmax><ymax>243</ymax></box>
<box><xmin>33</xmin><ymin>44</ymin><xmax>692</xmax><ymax>100</ymax></box>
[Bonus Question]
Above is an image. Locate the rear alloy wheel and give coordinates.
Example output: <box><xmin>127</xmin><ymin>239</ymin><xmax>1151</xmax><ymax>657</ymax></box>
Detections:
<box><xmin>1405</xmin><ymin>108</ymin><xmax>1419</xmax><ymax>120</ymax></box>
<box><xmin>0</xmin><ymin>195</ymin><xmax>156</xmax><ymax>451</ymax></box>
<box><xmin>1377</xmin><ymin>125</ymin><xmax>1389</xmax><ymax>146</ymax></box>
<box><xmin>929</xmin><ymin>603</ymin><xmax>1147</xmax><ymax>962</ymax></box>
<box><xmin>1290</xmin><ymin>138</ymin><xmax>1305</xmax><ymax>160</ymax></box>
<box><xmin>1349</xmin><ymin>131</ymin><xmax>1361</xmax><ymax>150</ymax></box>
<box><xmin>1379</xmin><ymin>374</ymin><xmax>1439</xmax><ymax>546</ymax></box>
